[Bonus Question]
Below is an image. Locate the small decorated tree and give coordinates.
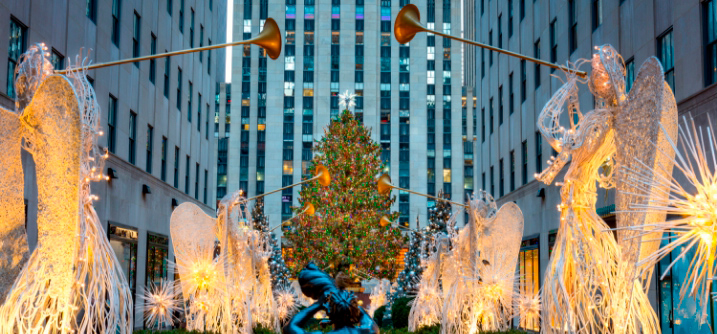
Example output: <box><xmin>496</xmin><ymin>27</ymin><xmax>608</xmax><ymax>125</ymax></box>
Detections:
<box><xmin>251</xmin><ymin>197</ymin><xmax>291</xmax><ymax>288</ymax></box>
<box><xmin>284</xmin><ymin>91</ymin><xmax>405</xmax><ymax>280</ymax></box>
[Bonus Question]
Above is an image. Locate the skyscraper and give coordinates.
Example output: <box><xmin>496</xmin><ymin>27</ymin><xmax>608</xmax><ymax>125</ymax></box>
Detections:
<box><xmin>227</xmin><ymin>0</ymin><xmax>471</xmax><ymax>231</ymax></box>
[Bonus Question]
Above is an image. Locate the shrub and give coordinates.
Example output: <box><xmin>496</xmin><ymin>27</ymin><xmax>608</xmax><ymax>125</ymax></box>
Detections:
<box><xmin>390</xmin><ymin>297</ymin><xmax>413</xmax><ymax>329</ymax></box>
<box><xmin>373</xmin><ymin>305</ymin><xmax>386</xmax><ymax>327</ymax></box>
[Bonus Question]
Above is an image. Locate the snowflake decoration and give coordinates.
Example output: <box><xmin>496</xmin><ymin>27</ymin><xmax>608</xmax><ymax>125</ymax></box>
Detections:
<box><xmin>338</xmin><ymin>90</ymin><xmax>358</xmax><ymax>110</ymax></box>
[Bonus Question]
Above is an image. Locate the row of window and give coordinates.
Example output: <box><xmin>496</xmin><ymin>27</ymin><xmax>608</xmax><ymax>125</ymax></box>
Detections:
<box><xmin>107</xmin><ymin>94</ymin><xmax>209</xmax><ymax>204</ymax></box>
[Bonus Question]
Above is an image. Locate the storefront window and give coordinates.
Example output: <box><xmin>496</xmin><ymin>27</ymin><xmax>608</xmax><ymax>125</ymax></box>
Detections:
<box><xmin>108</xmin><ymin>224</ymin><xmax>138</xmax><ymax>296</ymax></box>
<box><xmin>657</xmin><ymin>233</ymin><xmax>716</xmax><ymax>333</ymax></box>
<box><xmin>146</xmin><ymin>233</ymin><xmax>169</xmax><ymax>286</ymax></box>
<box><xmin>518</xmin><ymin>236</ymin><xmax>540</xmax><ymax>331</ymax></box>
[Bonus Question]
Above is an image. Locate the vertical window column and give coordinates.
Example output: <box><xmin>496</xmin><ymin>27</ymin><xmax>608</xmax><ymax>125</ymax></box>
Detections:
<box><xmin>398</xmin><ymin>41</ymin><xmax>410</xmax><ymax>225</ymax></box>
<box><xmin>380</xmin><ymin>0</ymin><xmax>392</xmax><ymax>176</ymax></box>
<box><xmin>282</xmin><ymin>1</ymin><xmax>296</xmax><ymax>221</ymax></box>
<box><xmin>330</xmin><ymin>0</ymin><xmax>341</xmax><ymax>120</ymax></box>
<box><xmin>355</xmin><ymin>1</ymin><xmax>365</xmax><ymax>121</ymax></box>
<box><xmin>426</xmin><ymin>0</ymin><xmax>436</xmax><ymax>205</ymax></box>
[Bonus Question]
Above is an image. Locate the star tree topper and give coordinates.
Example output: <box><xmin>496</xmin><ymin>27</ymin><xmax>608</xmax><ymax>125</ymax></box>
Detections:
<box><xmin>338</xmin><ymin>90</ymin><xmax>358</xmax><ymax>110</ymax></box>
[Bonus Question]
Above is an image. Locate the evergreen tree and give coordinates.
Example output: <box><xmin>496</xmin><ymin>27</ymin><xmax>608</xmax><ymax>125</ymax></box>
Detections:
<box><xmin>284</xmin><ymin>109</ymin><xmax>405</xmax><ymax>280</ymax></box>
<box><xmin>251</xmin><ymin>197</ymin><xmax>291</xmax><ymax>288</ymax></box>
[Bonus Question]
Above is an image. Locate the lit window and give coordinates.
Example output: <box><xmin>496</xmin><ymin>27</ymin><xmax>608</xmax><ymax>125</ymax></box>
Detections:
<box><xmin>283</xmin><ymin>161</ymin><xmax>294</xmax><ymax>175</ymax></box>
<box><xmin>443</xmin><ymin>169</ymin><xmax>452</xmax><ymax>183</ymax></box>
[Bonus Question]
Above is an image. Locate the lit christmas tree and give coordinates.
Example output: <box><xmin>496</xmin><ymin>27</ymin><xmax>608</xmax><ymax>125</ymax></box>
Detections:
<box><xmin>251</xmin><ymin>197</ymin><xmax>291</xmax><ymax>288</ymax></box>
<box><xmin>284</xmin><ymin>92</ymin><xmax>405</xmax><ymax>280</ymax></box>
<box><xmin>395</xmin><ymin>217</ymin><xmax>425</xmax><ymax>296</ymax></box>
<box><xmin>428</xmin><ymin>190</ymin><xmax>452</xmax><ymax>234</ymax></box>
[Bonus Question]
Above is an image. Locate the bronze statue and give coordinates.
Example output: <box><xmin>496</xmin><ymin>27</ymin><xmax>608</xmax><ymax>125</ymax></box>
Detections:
<box><xmin>284</xmin><ymin>263</ymin><xmax>379</xmax><ymax>334</ymax></box>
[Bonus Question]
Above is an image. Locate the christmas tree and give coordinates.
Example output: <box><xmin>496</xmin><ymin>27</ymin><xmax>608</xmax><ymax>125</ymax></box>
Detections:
<box><xmin>251</xmin><ymin>197</ymin><xmax>291</xmax><ymax>288</ymax></box>
<box><xmin>284</xmin><ymin>98</ymin><xmax>405</xmax><ymax>280</ymax></box>
<box><xmin>395</xmin><ymin>217</ymin><xmax>425</xmax><ymax>297</ymax></box>
<box><xmin>428</xmin><ymin>190</ymin><xmax>452</xmax><ymax>233</ymax></box>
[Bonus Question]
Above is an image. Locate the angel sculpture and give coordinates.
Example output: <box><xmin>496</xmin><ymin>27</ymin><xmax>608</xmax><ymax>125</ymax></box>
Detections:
<box><xmin>536</xmin><ymin>44</ymin><xmax>677</xmax><ymax>333</ymax></box>
<box><xmin>170</xmin><ymin>190</ymin><xmax>280</xmax><ymax>333</ymax></box>
<box><xmin>0</xmin><ymin>44</ymin><xmax>133</xmax><ymax>333</ymax></box>
<box><xmin>438</xmin><ymin>191</ymin><xmax>523</xmax><ymax>334</ymax></box>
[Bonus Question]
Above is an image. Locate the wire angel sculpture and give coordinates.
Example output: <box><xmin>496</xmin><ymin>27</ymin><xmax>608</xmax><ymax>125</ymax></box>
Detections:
<box><xmin>439</xmin><ymin>191</ymin><xmax>523</xmax><ymax>334</ymax></box>
<box><xmin>367</xmin><ymin>279</ymin><xmax>391</xmax><ymax>317</ymax></box>
<box><xmin>536</xmin><ymin>44</ymin><xmax>677</xmax><ymax>333</ymax></box>
<box><xmin>170</xmin><ymin>189</ymin><xmax>281</xmax><ymax>333</ymax></box>
<box><xmin>619</xmin><ymin>115</ymin><xmax>717</xmax><ymax>322</ymax></box>
<box><xmin>0</xmin><ymin>44</ymin><xmax>133</xmax><ymax>333</ymax></box>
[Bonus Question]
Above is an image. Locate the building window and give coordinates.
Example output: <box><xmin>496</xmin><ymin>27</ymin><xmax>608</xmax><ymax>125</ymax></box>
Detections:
<box><xmin>208</xmin><ymin>38</ymin><xmax>212</xmax><ymax>74</ymax></box>
<box><xmin>508</xmin><ymin>0</ymin><xmax>514</xmax><ymax>37</ymax></box>
<box><xmin>190</xmin><ymin>8</ymin><xmax>195</xmax><ymax>48</ymax></box>
<box><xmin>129</xmin><ymin>111</ymin><xmax>137</xmax><ymax>164</ymax></box>
<box><xmin>51</xmin><ymin>49</ymin><xmax>64</xmax><ymax>70</ymax></box>
<box><xmin>108</xmin><ymin>224</ymin><xmax>138</xmax><ymax>296</ymax></box>
<box><xmin>522</xmin><ymin>140</ymin><xmax>528</xmax><ymax>185</ymax></box>
<box><xmin>133</xmin><ymin>12</ymin><xmax>141</xmax><ymax>62</ymax></box>
<box><xmin>199</xmin><ymin>25</ymin><xmax>204</xmax><ymax>62</ymax></box>
<box><xmin>499</xmin><ymin>158</ymin><xmax>504</xmax><ymax>197</ymax></box>
<box><xmin>520</xmin><ymin>0</ymin><xmax>525</xmax><ymax>21</ymax></box>
<box><xmin>174</xmin><ymin>147</ymin><xmax>180</xmax><ymax>188</ymax></box>
<box><xmin>490</xmin><ymin>165</ymin><xmax>494</xmax><ymax>196</ymax></box>
<box><xmin>86</xmin><ymin>0</ymin><xmax>97</xmax><ymax>22</ymax></box>
<box><xmin>163</xmin><ymin>54</ymin><xmax>170</xmax><ymax>97</ymax></box>
<box><xmin>510</xmin><ymin>150</ymin><xmax>516</xmax><ymax>191</ymax></box>
<box><xmin>658</xmin><ymin>28</ymin><xmax>675</xmax><ymax>93</ymax></box>
<box><xmin>521</xmin><ymin>60</ymin><xmax>527</xmax><ymax>102</ymax></box>
<box><xmin>7</xmin><ymin>18</ymin><xmax>27</xmax><ymax>98</ymax></box>
<box><xmin>150</xmin><ymin>34</ymin><xmax>156</xmax><ymax>83</ymax></box>
<box><xmin>185</xmin><ymin>156</ymin><xmax>190</xmax><ymax>194</ymax></box>
<box><xmin>197</xmin><ymin>93</ymin><xmax>202</xmax><ymax>131</ymax></box>
<box><xmin>534</xmin><ymin>39</ymin><xmax>541</xmax><ymax>88</ymax></box>
<box><xmin>509</xmin><ymin>73</ymin><xmax>514</xmax><ymax>114</ymax></box>
<box><xmin>625</xmin><ymin>58</ymin><xmax>635</xmax><ymax>92</ymax></box>
<box><xmin>489</xmin><ymin>30</ymin><xmax>493</xmax><ymax>65</ymax></box>
<box><xmin>498</xmin><ymin>86</ymin><xmax>504</xmax><ymax>125</ymax></box>
<box><xmin>498</xmin><ymin>15</ymin><xmax>503</xmax><ymax>49</ymax></box>
<box><xmin>108</xmin><ymin>95</ymin><xmax>118</xmax><ymax>153</ymax></box>
<box><xmin>177</xmin><ymin>68</ymin><xmax>183</xmax><ymax>110</ymax></box>
<box><xmin>550</xmin><ymin>19</ymin><xmax>557</xmax><ymax>65</ymax></box>
<box><xmin>188</xmin><ymin>82</ymin><xmax>193</xmax><ymax>122</ymax></box>
<box><xmin>592</xmin><ymin>0</ymin><xmax>602</xmax><ymax>30</ymax></box>
<box><xmin>518</xmin><ymin>237</ymin><xmax>540</xmax><ymax>331</ymax></box>
<box><xmin>111</xmin><ymin>0</ymin><xmax>121</xmax><ymax>46</ymax></box>
<box><xmin>179</xmin><ymin>0</ymin><xmax>184</xmax><ymax>33</ymax></box>
<box><xmin>535</xmin><ymin>132</ymin><xmax>542</xmax><ymax>173</ymax></box>
<box><xmin>146</xmin><ymin>233</ymin><xmax>169</xmax><ymax>286</ymax></box>
<box><xmin>705</xmin><ymin>0</ymin><xmax>717</xmax><ymax>86</ymax></box>
<box><xmin>145</xmin><ymin>125</ymin><xmax>154</xmax><ymax>174</ymax></box>
<box><xmin>195</xmin><ymin>163</ymin><xmax>199</xmax><ymax>199</ymax></box>
<box><xmin>481</xmin><ymin>107</ymin><xmax>486</xmax><ymax>142</ymax></box>
<box><xmin>489</xmin><ymin>97</ymin><xmax>494</xmax><ymax>134</ymax></box>
<box><xmin>161</xmin><ymin>137</ymin><xmax>167</xmax><ymax>181</ymax></box>
<box><xmin>203</xmin><ymin>169</ymin><xmax>208</xmax><ymax>204</ymax></box>
<box><xmin>569</xmin><ymin>0</ymin><xmax>577</xmax><ymax>53</ymax></box>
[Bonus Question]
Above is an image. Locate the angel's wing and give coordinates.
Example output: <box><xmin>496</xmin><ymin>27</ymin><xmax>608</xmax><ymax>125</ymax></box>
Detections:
<box><xmin>170</xmin><ymin>202</ymin><xmax>218</xmax><ymax>298</ymax></box>
<box><xmin>0</xmin><ymin>107</ymin><xmax>27</xmax><ymax>304</ymax></box>
<box><xmin>479</xmin><ymin>202</ymin><xmax>524</xmax><ymax>272</ymax></box>
<box><xmin>614</xmin><ymin>57</ymin><xmax>678</xmax><ymax>277</ymax></box>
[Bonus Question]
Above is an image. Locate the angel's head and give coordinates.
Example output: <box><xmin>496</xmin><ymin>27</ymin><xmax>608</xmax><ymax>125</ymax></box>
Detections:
<box><xmin>588</xmin><ymin>45</ymin><xmax>626</xmax><ymax>104</ymax></box>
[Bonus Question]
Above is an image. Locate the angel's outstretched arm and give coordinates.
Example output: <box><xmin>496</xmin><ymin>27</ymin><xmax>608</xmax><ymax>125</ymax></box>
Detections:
<box><xmin>537</xmin><ymin>75</ymin><xmax>579</xmax><ymax>153</ymax></box>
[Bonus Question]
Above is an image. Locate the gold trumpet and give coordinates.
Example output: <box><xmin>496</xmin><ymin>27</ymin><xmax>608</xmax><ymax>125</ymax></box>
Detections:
<box><xmin>271</xmin><ymin>203</ymin><xmax>315</xmax><ymax>232</ymax></box>
<box><xmin>394</xmin><ymin>4</ymin><xmax>587</xmax><ymax>78</ymax></box>
<box><xmin>247</xmin><ymin>164</ymin><xmax>330</xmax><ymax>202</ymax></box>
<box><xmin>377</xmin><ymin>173</ymin><xmax>468</xmax><ymax>208</ymax></box>
<box><xmin>57</xmin><ymin>18</ymin><xmax>282</xmax><ymax>74</ymax></box>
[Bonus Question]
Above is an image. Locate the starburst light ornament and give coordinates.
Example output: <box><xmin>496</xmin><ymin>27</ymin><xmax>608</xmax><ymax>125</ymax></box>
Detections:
<box><xmin>621</xmin><ymin>115</ymin><xmax>717</xmax><ymax>320</ymax></box>
<box><xmin>338</xmin><ymin>90</ymin><xmax>357</xmax><ymax>110</ymax></box>
<box><xmin>139</xmin><ymin>279</ymin><xmax>181</xmax><ymax>329</ymax></box>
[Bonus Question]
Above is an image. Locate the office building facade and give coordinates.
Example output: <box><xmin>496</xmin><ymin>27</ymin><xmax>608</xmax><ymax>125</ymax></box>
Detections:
<box><xmin>0</xmin><ymin>0</ymin><xmax>226</xmax><ymax>328</ymax></box>
<box><xmin>227</xmin><ymin>0</ymin><xmax>471</xmax><ymax>230</ymax></box>
<box><xmin>472</xmin><ymin>0</ymin><xmax>716</xmax><ymax>331</ymax></box>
